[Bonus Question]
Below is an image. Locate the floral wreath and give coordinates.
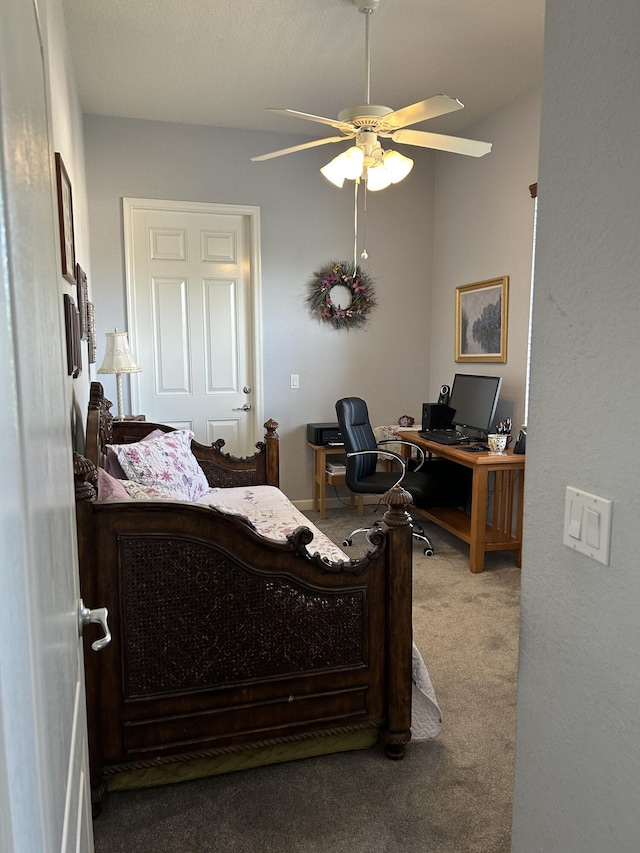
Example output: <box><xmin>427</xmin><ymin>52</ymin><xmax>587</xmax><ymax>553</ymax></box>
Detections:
<box><xmin>305</xmin><ymin>261</ymin><xmax>377</xmax><ymax>331</ymax></box>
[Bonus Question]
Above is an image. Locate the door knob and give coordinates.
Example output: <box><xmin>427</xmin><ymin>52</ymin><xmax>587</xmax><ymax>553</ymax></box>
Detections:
<box><xmin>243</xmin><ymin>385</ymin><xmax>252</xmax><ymax>394</ymax></box>
<box><xmin>232</xmin><ymin>403</ymin><xmax>252</xmax><ymax>411</ymax></box>
<box><xmin>78</xmin><ymin>600</ymin><xmax>111</xmax><ymax>652</ymax></box>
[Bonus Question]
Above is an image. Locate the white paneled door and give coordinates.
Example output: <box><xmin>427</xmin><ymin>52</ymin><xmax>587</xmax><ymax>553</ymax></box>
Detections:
<box><xmin>124</xmin><ymin>199</ymin><xmax>262</xmax><ymax>455</ymax></box>
<box><xmin>0</xmin><ymin>0</ymin><xmax>94</xmax><ymax>850</ymax></box>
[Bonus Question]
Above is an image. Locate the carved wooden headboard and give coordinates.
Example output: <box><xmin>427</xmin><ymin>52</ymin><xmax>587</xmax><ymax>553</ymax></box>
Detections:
<box><xmin>83</xmin><ymin>381</ymin><xmax>279</xmax><ymax>489</ymax></box>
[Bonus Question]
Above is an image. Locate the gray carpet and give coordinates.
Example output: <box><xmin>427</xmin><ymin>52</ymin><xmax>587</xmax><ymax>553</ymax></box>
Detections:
<box><xmin>92</xmin><ymin>504</ymin><xmax>520</xmax><ymax>853</ymax></box>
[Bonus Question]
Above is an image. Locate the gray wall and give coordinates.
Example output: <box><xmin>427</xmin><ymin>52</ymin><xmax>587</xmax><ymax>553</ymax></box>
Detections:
<box><xmin>83</xmin><ymin>92</ymin><xmax>540</xmax><ymax>502</ymax></box>
<box><xmin>83</xmin><ymin>116</ymin><xmax>436</xmax><ymax>499</ymax></box>
<box><xmin>511</xmin><ymin>1</ymin><xmax>640</xmax><ymax>850</ymax></box>
<box><xmin>44</xmin><ymin>0</ymin><xmax>92</xmax><ymax>429</ymax></box>
<box><xmin>430</xmin><ymin>87</ymin><xmax>542</xmax><ymax>435</ymax></box>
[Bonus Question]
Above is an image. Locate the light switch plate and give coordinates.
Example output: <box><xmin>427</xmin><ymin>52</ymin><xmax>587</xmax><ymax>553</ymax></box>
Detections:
<box><xmin>563</xmin><ymin>486</ymin><xmax>613</xmax><ymax>565</ymax></box>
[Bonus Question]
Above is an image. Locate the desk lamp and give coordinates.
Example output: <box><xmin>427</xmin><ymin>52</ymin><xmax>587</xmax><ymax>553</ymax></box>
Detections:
<box><xmin>97</xmin><ymin>329</ymin><xmax>141</xmax><ymax>420</ymax></box>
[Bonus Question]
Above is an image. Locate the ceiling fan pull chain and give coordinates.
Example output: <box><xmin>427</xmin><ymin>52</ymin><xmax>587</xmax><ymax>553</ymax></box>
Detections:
<box><xmin>353</xmin><ymin>179</ymin><xmax>359</xmax><ymax>270</ymax></box>
<box><xmin>361</xmin><ymin>181</ymin><xmax>368</xmax><ymax>260</ymax></box>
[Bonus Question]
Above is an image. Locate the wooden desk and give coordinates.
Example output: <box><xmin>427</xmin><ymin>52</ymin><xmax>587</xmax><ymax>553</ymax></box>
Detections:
<box><xmin>308</xmin><ymin>442</ymin><xmax>356</xmax><ymax>519</ymax></box>
<box><xmin>397</xmin><ymin>432</ymin><xmax>525</xmax><ymax>573</ymax></box>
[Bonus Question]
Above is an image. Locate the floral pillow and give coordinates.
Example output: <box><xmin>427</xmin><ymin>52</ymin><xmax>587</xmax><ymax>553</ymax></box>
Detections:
<box><xmin>106</xmin><ymin>430</ymin><xmax>209</xmax><ymax>501</ymax></box>
<box><xmin>121</xmin><ymin>480</ymin><xmax>179</xmax><ymax>501</ymax></box>
<box><xmin>104</xmin><ymin>428</ymin><xmax>165</xmax><ymax>479</ymax></box>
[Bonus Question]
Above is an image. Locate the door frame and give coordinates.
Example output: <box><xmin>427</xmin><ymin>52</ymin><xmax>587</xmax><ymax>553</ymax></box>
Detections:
<box><xmin>123</xmin><ymin>198</ymin><xmax>264</xmax><ymax>442</ymax></box>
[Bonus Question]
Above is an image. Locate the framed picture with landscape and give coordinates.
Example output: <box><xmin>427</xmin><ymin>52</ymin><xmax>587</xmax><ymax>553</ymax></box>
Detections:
<box><xmin>455</xmin><ymin>276</ymin><xmax>508</xmax><ymax>363</ymax></box>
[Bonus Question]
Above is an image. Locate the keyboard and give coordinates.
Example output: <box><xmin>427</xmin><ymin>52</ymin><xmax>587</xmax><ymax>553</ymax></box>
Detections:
<box><xmin>418</xmin><ymin>429</ymin><xmax>470</xmax><ymax>445</ymax></box>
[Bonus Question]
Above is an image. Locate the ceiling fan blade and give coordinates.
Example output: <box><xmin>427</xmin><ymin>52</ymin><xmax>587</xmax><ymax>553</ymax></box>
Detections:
<box><xmin>391</xmin><ymin>129</ymin><xmax>492</xmax><ymax>157</ymax></box>
<box><xmin>266</xmin><ymin>108</ymin><xmax>354</xmax><ymax>133</ymax></box>
<box><xmin>383</xmin><ymin>95</ymin><xmax>464</xmax><ymax>130</ymax></box>
<box><xmin>251</xmin><ymin>136</ymin><xmax>348</xmax><ymax>162</ymax></box>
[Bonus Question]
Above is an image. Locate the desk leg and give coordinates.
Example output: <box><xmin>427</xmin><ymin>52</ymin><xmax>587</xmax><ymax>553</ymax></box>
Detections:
<box><xmin>514</xmin><ymin>468</ymin><xmax>525</xmax><ymax>567</ymax></box>
<box><xmin>469</xmin><ymin>466</ymin><xmax>489</xmax><ymax>573</ymax></box>
<box><xmin>319</xmin><ymin>447</ymin><xmax>328</xmax><ymax>520</ymax></box>
<box><xmin>312</xmin><ymin>451</ymin><xmax>320</xmax><ymax>513</ymax></box>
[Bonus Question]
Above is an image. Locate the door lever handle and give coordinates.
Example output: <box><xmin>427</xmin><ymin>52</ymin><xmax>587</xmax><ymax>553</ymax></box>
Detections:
<box><xmin>232</xmin><ymin>403</ymin><xmax>252</xmax><ymax>411</ymax></box>
<box><xmin>79</xmin><ymin>599</ymin><xmax>111</xmax><ymax>652</ymax></box>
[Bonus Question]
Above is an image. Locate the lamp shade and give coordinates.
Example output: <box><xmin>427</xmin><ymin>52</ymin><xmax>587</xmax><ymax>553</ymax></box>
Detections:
<box><xmin>365</xmin><ymin>164</ymin><xmax>392</xmax><ymax>192</ymax></box>
<box><xmin>97</xmin><ymin>329</ymin><xmax>141</xmax><ymax>420</ymax></box>
<box><xmin>321</xmin><ymin>145</ymin><xmax>412</xmax><ymax>192</ymax></box>
<box><xmin>382</xmin><ymin>149</ymin><xmax>414</xmax><ymax>183</ymax></box>
<box><xmin>340</xmin><ymin>146</ymin><xmax>365</xmax><ymax>179</ymax></box>
<box><xmin>321</xmin><ymin>147</ymin><xmax>365</xmax><ymax>187</ymax></box>
<box><xmin>97</xmin><ymin>329</ymin><xmax>142</xmax><ymax>375</ymax></box>
<box><xmin>320</xmin><ymin>157</ymin><xmax>347</xmax><ymax>188</ymax></box>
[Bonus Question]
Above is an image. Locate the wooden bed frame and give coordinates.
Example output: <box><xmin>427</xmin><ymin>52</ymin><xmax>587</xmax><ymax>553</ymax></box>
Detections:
<box><xmin>74</xmin><ymin>383</ymin><xmax>414</xmax><ymax>812</ymax></box>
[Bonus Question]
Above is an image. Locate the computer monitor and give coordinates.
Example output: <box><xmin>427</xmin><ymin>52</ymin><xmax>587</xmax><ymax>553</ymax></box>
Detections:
<box><xmin>448</xmin><ymin>373</ymin><xmax>503</xmax><ymax>439</ymax></box>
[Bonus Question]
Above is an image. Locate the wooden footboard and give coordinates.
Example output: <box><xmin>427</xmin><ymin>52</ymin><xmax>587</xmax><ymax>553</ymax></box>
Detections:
<box><xmin>75</xmin><ymin>384</ymin><xmax>414</xmax><ymax>812</ymax></box>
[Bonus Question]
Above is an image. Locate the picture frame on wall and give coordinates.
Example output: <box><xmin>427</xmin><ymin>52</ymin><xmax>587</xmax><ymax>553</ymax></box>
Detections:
<box><xmin>63</xmin><ymin>293</ymin><xmax>82</xmax><ymax>377</ymax></box>
<box><xmin>76</xmin><ymin>263</ymin><xmax>89</xmax><ymax>340</ymax></box>
<box><xmin>55</xmin><ymin>153</ymin><xmax>76</xmax><ymax>284</ymax></box>
<box><xmin>87</xmin><ymin>301</ymin><xmax>97</xmax><ymax>364</ymax></box>
<box><xmin>455</xmin><ymin>276</ymin><xmax>509</xmax><ymax>363</ymax></box>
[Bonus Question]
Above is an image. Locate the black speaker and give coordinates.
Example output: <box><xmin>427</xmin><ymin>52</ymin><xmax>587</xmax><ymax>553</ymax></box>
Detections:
<box><xmin>438</xmin><ymin>384</ymin><xmax>450</xmax><ymax>405</ymax></box>
<box><xmin>422</xmin><ymin>402</ymin><xmax>455</xmax><ymax>431</ymax></box>
<box><xmin>513</xmin><ymin>430</ymin><xmax>527</xmax><ymax>454</ymax></box>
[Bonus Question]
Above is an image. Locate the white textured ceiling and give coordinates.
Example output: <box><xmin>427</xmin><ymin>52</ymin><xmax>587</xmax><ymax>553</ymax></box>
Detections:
<box><xmin>61</xmin><ymin>0</ymin><xmax>545</xmax><ymax>140</ymax></box>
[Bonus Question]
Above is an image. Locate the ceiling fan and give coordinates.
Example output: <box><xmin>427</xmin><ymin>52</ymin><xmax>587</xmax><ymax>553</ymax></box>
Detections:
<box><xmin>251</xmin><ymin>0</ymin><xmax>492</xmax><ymax>190</ymax></box>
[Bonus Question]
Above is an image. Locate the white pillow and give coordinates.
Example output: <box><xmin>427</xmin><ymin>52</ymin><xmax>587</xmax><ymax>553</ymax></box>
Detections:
<box><xmin>106</xmin><ymin>430</ymin><xmax>209</xmax><ymax>501</ymax></box>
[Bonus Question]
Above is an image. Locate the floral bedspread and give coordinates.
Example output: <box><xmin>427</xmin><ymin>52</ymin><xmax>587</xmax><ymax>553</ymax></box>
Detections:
<box><xmin>197</xmin><ymin>484</ymin><xmax>349</xmax><ymax>563</ymax></box>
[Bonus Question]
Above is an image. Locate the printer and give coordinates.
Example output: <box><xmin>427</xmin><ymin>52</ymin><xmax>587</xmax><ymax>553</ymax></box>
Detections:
<box><xmin>306</xmin><ymin>422</ymin><xmax>343</xmax><ymax>445</ymax></box>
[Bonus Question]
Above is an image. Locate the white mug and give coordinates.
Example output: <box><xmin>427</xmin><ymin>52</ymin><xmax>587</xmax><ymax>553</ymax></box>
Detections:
<box><xmin>488</xmin><ymin>434</ymin><xmax>507</xmax><ymax>454</ymax></box>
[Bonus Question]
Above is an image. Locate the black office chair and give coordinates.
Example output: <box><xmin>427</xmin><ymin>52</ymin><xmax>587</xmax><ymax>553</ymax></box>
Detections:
<box><xmin>335</xmin><ymin>397</ymin><xmax>471</xmax><ymax>556</ymax></box>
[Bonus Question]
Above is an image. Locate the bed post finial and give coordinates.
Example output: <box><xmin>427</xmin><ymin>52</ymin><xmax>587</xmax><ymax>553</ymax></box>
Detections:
<box><xmin>382</xmin><ymin>485</ymin><xmax>413</xmax><ymax>527</ymax></box>
<box><xmin>264</xmin><ymin>419</ymin><xmax>279</xmax><ymax>487</ymax></box>
<box><xmin>73</xmin><ymin>452</ymin><xmax>97</xmax><ymax>502</ymax></box>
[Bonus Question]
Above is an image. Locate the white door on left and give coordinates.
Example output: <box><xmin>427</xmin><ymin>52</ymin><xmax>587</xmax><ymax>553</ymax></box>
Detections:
<box><xmin>0</xmin><ymin>0</ymin><xmax>94</xmax><ymax>850</ymax></box>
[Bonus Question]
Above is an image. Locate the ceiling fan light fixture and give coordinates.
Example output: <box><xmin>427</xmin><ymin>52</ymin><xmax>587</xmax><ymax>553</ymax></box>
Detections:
<box><xmin>253</xmin><ymin>1</ymin><xmax>492</xmax><ymax>175</ymax></box>
<box><xmin>365</xmin><ymin>163</ymin><xmax>392</xmax><ymax>191</ymax></box>
<box><xmin>383</xmin><ymin>149</ymin><xmax>414</xmax><ymax>183</ymax></box>
<box><xmin>341</xmin><ymin>146</ymin><xmax>366</xmax><ymax>179</ymax></box>
<box><xmin>320</xmin><ymin>157</ymin><xmax>347</xmax><ymax>187</ymax></box>
<box><xmin>321</xmin><ymin>146</ymin><xmax>364</xmax><ymax>186</ymax></box>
